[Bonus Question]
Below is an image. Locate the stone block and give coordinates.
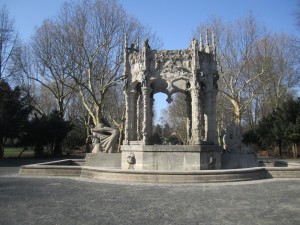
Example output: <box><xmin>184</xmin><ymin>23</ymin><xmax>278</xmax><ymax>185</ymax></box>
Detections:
<box><xmin>121</xmin><ymin>145</ymin><xmax>221</xmax><ymax>170</ymax></box>
<box><xmin>85</xmin><ymin>152</ymin><xmax>121</xmax><ymax>168</ymax></box>
<box><xmin>221</xmin><ymin>153</ymin><xmax>258</xmax><ymax>169</ymax></box>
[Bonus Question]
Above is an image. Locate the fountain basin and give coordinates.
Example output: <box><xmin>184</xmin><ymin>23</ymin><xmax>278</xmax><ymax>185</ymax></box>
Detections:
<box><xmin>19</xmin><ymin>159</ymin><xmax>300</xmax><ymax>183</ymax></box>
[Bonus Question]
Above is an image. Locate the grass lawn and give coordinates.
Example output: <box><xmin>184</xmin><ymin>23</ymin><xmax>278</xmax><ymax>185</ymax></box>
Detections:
<box><xmin>3</xmin><ymin>147</ymin><xmax>35</xmax><ymax>158</ymax></box>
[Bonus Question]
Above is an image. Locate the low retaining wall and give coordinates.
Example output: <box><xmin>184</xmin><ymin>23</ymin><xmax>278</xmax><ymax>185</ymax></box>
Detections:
<box><xmin>19</xmin><ymin>159</ymin><xmax>300</xmax><ymax>183</ymax></box>
<box><xmin>81</xmin><ymin>167</ymin><xmax>267</xmax><ymax>183</ymax></box>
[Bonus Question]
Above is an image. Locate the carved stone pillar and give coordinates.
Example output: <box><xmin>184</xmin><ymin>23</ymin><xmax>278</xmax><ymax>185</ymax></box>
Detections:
<box><xmin>191</xmin><ymin>83</ymin><xmax>201</xmax><ymax>145</ymax></box>
<box><xmin>205</xmin><ymin>90</ymin><xmax>214</xmax><ymax>142</ymax></box>
<box><xmin>211</xmin><ymin>90</ymin><xmax>218</xmax><ymax>143</ymax></box>
<box><xmin>185</xmin><ymin>92</ymin><xmax>192</xmax><ymax>143</ymax></box>
<box><xmin>128</xmin><ymin>90</ymin><xmax>137</xmax><ymax>142</ymax></box>
<box><xmin>123</xmin><ymin>90</ymin><xmax>130</xmax><ymax>144</ymax></box>
<box><xmin>136</xmin><ymin>92</ymin><xmax>141</xmax><ymax>140</ymax></box>
<box><xmin>149</xmin><ymin>95</ymin><xmax>154</xmax><ymax>141</ymax></box>
<box><xmin>141</xmin><ymin>86</ymin><xmax>151</xmax><ymax>145</ymax></box>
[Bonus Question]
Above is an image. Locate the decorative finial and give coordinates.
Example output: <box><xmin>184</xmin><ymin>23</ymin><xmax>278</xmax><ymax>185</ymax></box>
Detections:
<box><xmin>124</xmin><ymin>33</ymin><xmax>128</xmax><ymax>49</ymax></box>
<box><xmin>206</xmin><ymin>28</ymin><xmax>209</xmax><ymax>47</ymax></box>
<box><xmin>200</xmin><ymin>34</ymin><xmax>204</xmax><ymax>51</ymax></box>
<box><xmin>212</xmin><ymin>31</ymin><xmax>216</xmax><ymax>56</ymax></box>
<box><xmin>135</xmin><ymin>36</ymin><xmax>139</xmax><ymax>50</ymax></box>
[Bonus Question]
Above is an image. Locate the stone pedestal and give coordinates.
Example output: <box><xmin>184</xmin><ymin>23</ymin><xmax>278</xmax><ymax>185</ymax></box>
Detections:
<box><xmin>91</xmin><ymin>143</ymin><xmax>101</xmax><ymax>153</ymax></box>
<box><xmin>221</xmin><ymin>153</ymin><xmax>257</xmax><ymax>169</ymax></box>
<box><xmin>85</xmin><ymin>153</ymin><xmax>121</xmax><ymax>168</ymax></box>
<box><xmin>121</xmin><ymin>145</ymin><xmax>220</xmax><ymax>170</ymax></box>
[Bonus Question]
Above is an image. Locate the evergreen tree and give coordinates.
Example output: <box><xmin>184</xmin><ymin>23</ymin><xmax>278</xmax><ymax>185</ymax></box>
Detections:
<box><xmin>0</xmin><ymin>80</ymin><xmax>31</xmax><ymax>157</ymax></box>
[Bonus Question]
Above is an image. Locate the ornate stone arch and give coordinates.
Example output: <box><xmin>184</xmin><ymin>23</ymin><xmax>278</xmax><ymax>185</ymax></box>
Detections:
<box><xmin>122</xmin><ymin>35</ymin><xmax>218</xmax><ymax>145</ymax></box>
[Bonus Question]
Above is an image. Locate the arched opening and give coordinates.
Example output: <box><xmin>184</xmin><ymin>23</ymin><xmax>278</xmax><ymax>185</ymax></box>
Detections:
<box><xmin>153</xmin><ymin>92</ymin><xmax>169</xmax><ymax>123</ymax></box>
<box><xmin>153</xmin><ymin>92</ymin><xmax>190</xmax><ymax>145</ymax></box>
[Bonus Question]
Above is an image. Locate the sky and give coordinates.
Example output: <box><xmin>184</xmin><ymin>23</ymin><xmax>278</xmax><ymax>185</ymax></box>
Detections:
<box><xmin>2</xmin><ymin>0</ymin><xmax>299</xmax><ymax>122</ymax></box>
<box><xmin>3</xmin><ymin>0</ymin><xmax>299</xmax><ymax>47</ymax></box>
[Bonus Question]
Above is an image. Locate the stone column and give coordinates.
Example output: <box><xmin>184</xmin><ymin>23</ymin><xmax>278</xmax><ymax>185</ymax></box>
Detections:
<box><xmin>141</xmin><ymin>86</ymin><xmax>151</xmax><ymax>145</ymax></box>
<box><xmin>191</xmin><ymin>83</ymin><xmax>201</xmax><ymax>145</ymax></box>
<box><xmin>149</xmin><ymin>95</ymin><xmax>154</xmax><ymax>141</ymax></box>
<box><xmin>128</xmin><ymin>90</ymin><xmax>137</xmax><ymax>142</ymax></box>
<box><xmin>211</xmin><ymin>90</ymin><xmax>218</xmax><ymax>143</ymax></box>
<box><xmin>136</xmin><ymin>92</ymin><xmax>141</xmax><ymax>141</ymax></box>
<box><xmin>185</xmin><ymin>92</ymin><xmax>192</xmax><ymax>143</ymax></box>
<box><xmin>123</xmin><ymin>90</ymin><xmax>130</xmax><ymax>144</ymax></box>
<box><xmin>205</xmin><ymin>90</ymin><xmax>214</xmax><ymax>142</ymax></box>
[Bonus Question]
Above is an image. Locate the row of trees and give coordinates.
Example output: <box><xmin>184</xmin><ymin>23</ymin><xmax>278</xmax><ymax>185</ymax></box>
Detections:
<box><xmin>0</xmin><ymin>0</ymin><xmax>299</xmax><ymax>157</ymax></box>
<box><xmin>0</xmin><ymin>79</ymin><xmax>84</xmax><ymax>157</ymax></box>
<box><xmin>0</xmin><ymin>0</ymin><xmax>161</xmax><ymax>157</ymax></box>
<box><xmin>243</xmin><ymin>97</ymin><xmax>300</xmax><ymax>158</ymax></box>
<box><xmin>160</xmin><ymin>15</ymin><xmax>300</xmax><ymax>154</ymax></box>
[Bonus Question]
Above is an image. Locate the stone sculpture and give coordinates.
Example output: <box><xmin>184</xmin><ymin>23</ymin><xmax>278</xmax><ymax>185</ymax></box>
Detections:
<box><xmin>223</xmin><ymin>124</ymin><xmax>242</xmax><ymax>153</ymax></box>
<box><xmin>121</xmin><ymin>32</ymin><xmax>222</xmax><ymax>170</ymax></box>
<box><xmin>208</xmin><ymin>154</ymin><xmax>216</xmax><ymax>170</ymax></box>
<box><xmin>89</xmin><ymin>123</ymin><xmax>119</xmax><ymax>153</ymax></box>
<box><xmin>122</xmin><ymin>33</ymin><xmax>218</xmax><ymax>146</ymax></box>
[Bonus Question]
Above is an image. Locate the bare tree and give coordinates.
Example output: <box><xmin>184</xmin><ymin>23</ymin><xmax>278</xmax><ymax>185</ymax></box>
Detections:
<box><xmin>0</xmin><ymin>5</ymin><xmax>18</xmax><ymax>81</ymax></box>
<box><xmin>242</xmin><ymin>33</ymin><xmax>300</xmax><ymax>130</ymax></box>
<box><xmin>59</xmin><ymin>0</ymin><xmax>161</xmax><ymax>126</ymax></box>
<box><xmin>196</xmin><ymin>15</ymin><xmax>300</xmax><ymax>127</ymax></box>
<box><xmin>216</xmin><ymin>15</ymin><xmax>265</xmax><ymax>125</ymax></box>
<box><xmin>15</xmin><ymin>19</ymin><xmax>75</xmax><ymax>118</ymax></box>
<box><xmin>161</xmin><ymin>93</ymin><xmax>188</xmax><ymax>144</ymax></box>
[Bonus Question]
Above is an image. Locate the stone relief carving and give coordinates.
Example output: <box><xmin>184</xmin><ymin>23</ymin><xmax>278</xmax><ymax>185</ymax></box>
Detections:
<box><xmin>128</xmin><ymin>50</ymin><xmax>194</xmax><ymax>83</ymax></box>
<box><xmin>89</xmin><ymin>123</ymin><xmax>120</xmax><ymax>153</ymax></box>
<box><xmin>208</xmin><ymin>154</ymin><xmax>216</xmax><ymax>170</ymax></box>
<box><xmin>123</xmin><ymin>37</ymin><xmax>219</xmax><ymax>146</ymax></box>
<box><xmin>223</xmin><ymin>124</ymin><xmax>242</xmax><ymax>154</ymax></box>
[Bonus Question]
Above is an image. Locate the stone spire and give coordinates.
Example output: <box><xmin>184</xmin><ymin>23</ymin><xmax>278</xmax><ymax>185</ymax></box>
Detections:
<box><xmin>205</xmin><ymin>28</ymin><xmax>209</xmax><ymax>48</ymax></box>
<box><xmin>212</xmin><ymin>31</ymin><xmax>216</xmax><ymax>56</ymax></box>
<box><xmin>124</xmin><ymin>33</ymin><xmax>128</xmax><ymax>49</ymax></box>
<box><xmin>123</xmin><ymin>33</ymin><xmax>128</xmax><ymax>76</ymax></box>
<box><xmin>135</xmin><ymin>36</ymin><xmax>139</xmax><ymax>50</ymax></box>
<box><xmin>199</xmin><ymin>34</ymin><xmax>204</xmax><ymax>51</ymax></box>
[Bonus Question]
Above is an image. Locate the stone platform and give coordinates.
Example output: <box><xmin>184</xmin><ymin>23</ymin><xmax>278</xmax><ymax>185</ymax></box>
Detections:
<box><xmin>121</xmin><ymin>144</ymin><xmax>221</xmax><ymax>170</ymax></box>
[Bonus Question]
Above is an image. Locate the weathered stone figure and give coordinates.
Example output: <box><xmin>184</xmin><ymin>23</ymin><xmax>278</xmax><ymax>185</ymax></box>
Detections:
<box><xmin>90</xmin><ymin>123</ymin><xmax>119</xmax><ymax>153</ymax></box>
<box><xmin>223</xmin><ymin>124</ymin><xmax>242</xmax><ymax>153</ymax></box>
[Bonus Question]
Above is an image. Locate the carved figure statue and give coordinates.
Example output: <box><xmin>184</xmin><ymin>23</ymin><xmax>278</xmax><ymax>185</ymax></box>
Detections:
<box><xmin>89</xmin><ymin>123</ymin><xmax>120</xmax><ymax>153</ymax></box>
<box><xmin>123</xmin><ymin>75</ymin><xmax>128</xmax><ymax>91</ymax></box>
<box><xmin>141</xmin><ymin>72</ymin><xmax>147</xmax><ymax>87</ymax></box>
<box><xmin>208</xmin><ymin>154</ymin><xmax>216</xmax><ymax>170</ymax></box>
<box><xmin>223</xmin><ymin>124</ymin><xmax>242</xmax><ymax>153</ymax></box>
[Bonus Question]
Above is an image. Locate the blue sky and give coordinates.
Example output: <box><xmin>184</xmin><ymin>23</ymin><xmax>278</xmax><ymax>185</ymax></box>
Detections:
<box><xmin>2</xmin><ymin>0</ymin><xmax>299</xmax><ymax>121</ymax></box>
<box><xmin>3</xmin><ymin>0</ymin><xmax>298</xmax><ymax>47</ymax></box>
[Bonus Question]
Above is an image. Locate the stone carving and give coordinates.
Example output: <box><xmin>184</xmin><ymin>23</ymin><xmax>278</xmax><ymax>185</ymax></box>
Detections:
<box><xmin>223</xmin><ymin>124</ymin><xmax>242</xmax><ymax>153</ymax></box>
<box><xmin>127</xmin><ymin>152</ymin><xmax>136</xmax><ymax>169</ymax></box>
<box><xmin>127</xmin><ymin>152</ymin><xmax>136</xmax><ymax>164</ymax></box>
<box><xmin>89</xmin><ymin>123</ymin><xmax>120</xmax><ymax>153</ymax></box>
<box><xmin>123</xmin><ymin>36</ymin><xmax>218</xmax><ymax>146</ymax></box>
<box><xmin>208</xmin><ymin>154</ymin><xmax>216</xmax><ymax>170</ymax></box>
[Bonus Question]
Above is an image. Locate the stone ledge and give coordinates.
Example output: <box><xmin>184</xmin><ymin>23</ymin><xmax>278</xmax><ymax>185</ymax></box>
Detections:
<box><xmin>19</xmin><ymin>160</ymin><xmax>300</xmax><ymax>183</ymax></box>
<box><xmin>121</xmin><ymin>145</ymin><xmax>220</xmax><ymax>152</ymax></box>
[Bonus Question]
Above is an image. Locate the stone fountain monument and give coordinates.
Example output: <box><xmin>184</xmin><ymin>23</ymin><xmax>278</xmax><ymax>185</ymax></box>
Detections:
<box><xmin>20</xmin><ymin>32</ymin><xmax>299</xmax><ymax>182</ymax></box>
<box><xmin>121</xmin><ymin>30</ymin><xmax>220</xmax><ymax>170</ymax></box>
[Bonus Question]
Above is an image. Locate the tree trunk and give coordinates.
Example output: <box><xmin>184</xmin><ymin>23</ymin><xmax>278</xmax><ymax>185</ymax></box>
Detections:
<box><xmin>0</xmin><ymin>137</ymin><xmax>4</xmax><ymax>158</ymax></box>
<box><xmin>53</xmin><ymin>138</ymin><xmax>63</xmax><ymax>156</ymax></box>
<box><xmin>230</xmin><ymin>99</ymin><xmax>241</xmax><ymax>125</ymax></box>
<box><xmin>292</xmin><ymin>142</ymin><xmax>298</xmax><ymax>159</ymax></box>
<box><xmin>278</xmin><ymin>141</ymin><xmax>282</xmax><ymax>157</ymax></box>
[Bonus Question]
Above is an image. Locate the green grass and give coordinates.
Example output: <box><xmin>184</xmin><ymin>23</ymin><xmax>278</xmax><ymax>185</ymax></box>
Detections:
<box><xmin>3</xmin><ymin>147</ymin><xmax>35</xmax><ymax>158</ymax></box>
